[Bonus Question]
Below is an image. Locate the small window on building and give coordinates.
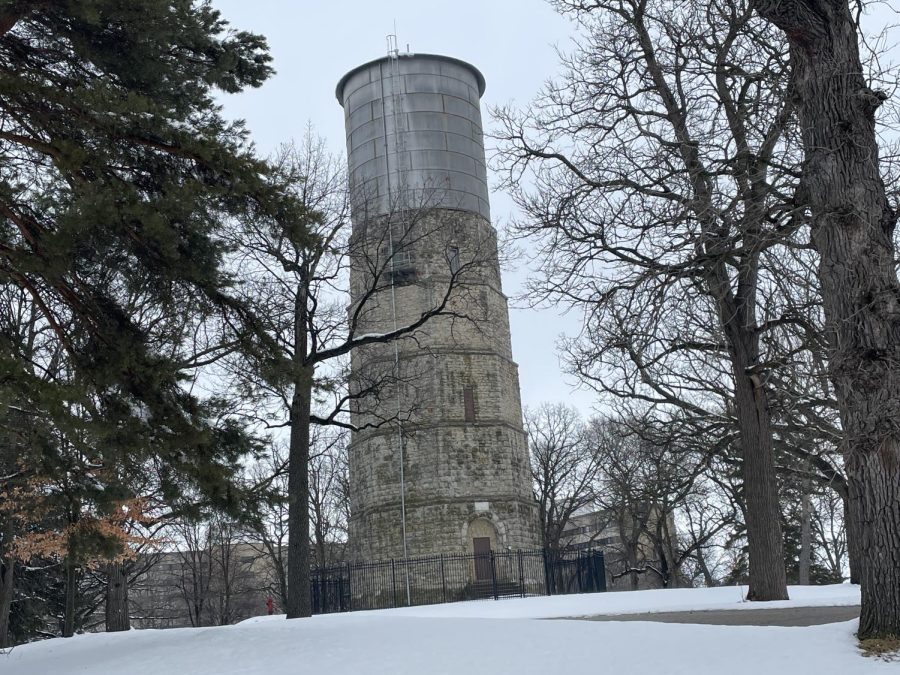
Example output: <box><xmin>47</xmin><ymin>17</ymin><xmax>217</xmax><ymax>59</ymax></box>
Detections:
<box><xmin>385</xmin><ymin>247</ymin><xmax>417</xmax><ymax>285</ymax></box>
<box><xmin>448</xmin><ymin>246</ymin><xmax>460</xmax><ymax>274</ymax></box>
<box><xmin>463</xmin><ymin>386</ymin><xmax>476</xmax><ymax>423</ymax></box>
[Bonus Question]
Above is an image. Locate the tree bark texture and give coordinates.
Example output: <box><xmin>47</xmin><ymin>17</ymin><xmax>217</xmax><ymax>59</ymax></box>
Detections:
<box><xmin>842</xmin><ymin>493</ymin><xmax>860</xmax><ymax>584</ymax></box>
<box><xmin>286</xmin><ymin>281</ymin><xmax>312</xmax><ymax>619</ymax></box>
<box><xmin>729</xmin><ymin>343</ymin><xmax>789</xmax><ymax>600</ymax></box>
<box><xmin>63</xmin><ymin>557</ymin><xmax>76</xmax><ymax>637</ymax></box>
<box><xmin>0</xmin><ymin>514</ymin><xmax>13</xmax><ymax>647</ymax></box>
<box><xmin>0</xmin><ymin>531</ymin><xmax>13</xmax><ymax>648</ymax></box>
<box><xmin>800</xmin><ymin>492</ymin><xmax>812</xmax><ymax>585</ymax></box>
<box><xmin>105</xmin><ymin>562</ymin><xmax>130</xmax><ymax>632</ymax></box>
<box><xmin>633</xmin><ymin>7</ymin><xmax>789</xmax><ymax>599</ymax></box>
<box><xmin>757</xmin><ymin>0</ymin><xmax>900</xmax><ymax>639</ymax></box>
<box><xmin>286</xmin><ymin>375</ymin><xmax>312</xmax><ymax>619</ymax></box>
<box><xmin>711</xmin><ymin>252</ymin><xmax>787</xmax><ymax>599</ymax></box>
<box><xmin>696</xmin><ymin>550</ymin><xmax>715</xmax><ymax>588</ymax></box>
<box><xmin>0</xmin><ymin>13</ymin><xmax>20</xmax><ymax>39</ymax></box>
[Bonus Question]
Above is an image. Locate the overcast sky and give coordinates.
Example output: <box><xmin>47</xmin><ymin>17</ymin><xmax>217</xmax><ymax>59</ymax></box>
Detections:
<box><xmin>211</xmin><ymin>1</ymin><xmax>898</xmax><ymax>418</ymax></box>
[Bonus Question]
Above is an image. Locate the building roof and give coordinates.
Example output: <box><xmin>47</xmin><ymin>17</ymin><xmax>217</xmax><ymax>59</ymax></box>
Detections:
<box><xmin>335</xmin><ymin>53</ymin><xmax>486</xmax><ymax>103</ymax></box>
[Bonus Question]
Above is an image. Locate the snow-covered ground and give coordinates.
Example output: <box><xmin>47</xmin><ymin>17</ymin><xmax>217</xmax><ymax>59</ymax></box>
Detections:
<box><xmin>2</xmin><ymin>584</ymin><xmax>890</xmax><ymax>675</ymax></box>
<box><xmin>348</xmin><ymin>581</ymin><xmax>861</xmax><ymax>619</ymax></box>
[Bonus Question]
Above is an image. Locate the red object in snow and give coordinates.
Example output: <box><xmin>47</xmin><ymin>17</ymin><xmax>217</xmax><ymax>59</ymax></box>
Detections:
<box><xmin>266</xmin><ymin>596</ymin><xmax>274</xmax><ymax>615</ymax></box>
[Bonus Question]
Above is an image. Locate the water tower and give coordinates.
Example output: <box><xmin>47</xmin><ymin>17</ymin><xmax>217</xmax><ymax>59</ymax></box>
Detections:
<box><xmin>336</xmin><ymin>49</ymin><xmax>540</xmax><ymax>563</ymax></box>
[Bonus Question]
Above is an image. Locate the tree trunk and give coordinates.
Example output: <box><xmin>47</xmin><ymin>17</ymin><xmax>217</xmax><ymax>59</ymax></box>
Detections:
<box><xmin>0</xmin><ymin>14</ymin><xmax>20</xmax><ymax>40</ymax></box>
<box><xmin>63</xmin><ymin>557</ymin><xmax>76</xmax><ymax>637</ymax></box>
<box><xmin>0</xmin><ymin>552</ymin><xmax>13</xmax><ymax>648</ymax></box>
<box><xmin>727</xmin><ymin>337</ymin><xmax>789</xmax><ymax>600</ymax></box>
<box><xmin>315</xmin><ymin>524</ymin><xmax>327</xmax><ymax>569</ymax></box>
<box><xmin>286</xmin><ymin>280</ymin><xmax>312</xmax><ymax>619</ymax></box>
<box><xmin>696</xmin><ymin>550</ymin><xmax>715</xmax><ymax>588</ymax></box>
<box><xmin>625</xmin><ymin>538</ymin><xmax>639</xmax><ymax>591</ymax></box>
<box><xmin>799</xmin><ymin>492</ymin><xmax>811</xmax><ymax>585</ymax></box>
<box><xmin>539</xmin><ymin>503</ymin><xmax>558</xmax><ymax>551</ymax></box>
<box><xmin>105</xmin><ymin>562</ymin><xmax>130</xmax><ymax>632</ymax></box>
<box><xmin>546</xmin><ymin>520</ymin><xmax>561</xmax><ymax>552</ymax></box>
<box><xmin>635</xmin><ymin>0</ymin><xmax>788</xmax><ymax>600</ymax></box>
<box><xmin>756</xmin><ymin>0</ymin><xmax>900</xmax><ymax>639</ymax></box>
<box><xmin>842</xmin><ymin>493</ymin><xmax>860</xmax><ymax>584</ymax></box>
<box><xmin>286</xmin><ymin>375</ymin><xmax>312</xmax><ymax>618</ymax></box>
<box><xmin>661</xmin><ymin>516</ymin><xmax>680</xmax><ymax>589</ymax></box>
<box><xmin>275</xmin><ymin>547</ymin><xmax>288</xmax><ymax>611</ymax></box>
<box><xmin>656</xmin><ymin>544</ymin><xmax>671</xmax><ymax>588</ymax></box>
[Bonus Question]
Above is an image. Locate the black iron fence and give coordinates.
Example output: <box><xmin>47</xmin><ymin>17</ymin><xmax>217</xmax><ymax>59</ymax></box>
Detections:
<box><xmin>309</xmin><ymin>548</ymin><xmax>606</xmax><ymax>614</ymax></box>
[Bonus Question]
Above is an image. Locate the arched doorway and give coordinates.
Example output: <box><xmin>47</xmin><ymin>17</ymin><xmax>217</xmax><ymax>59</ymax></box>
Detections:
<box><xmin>466</xmin><ymin>518</ymin><xmax>498</xmax><ymax>582</ymax></box>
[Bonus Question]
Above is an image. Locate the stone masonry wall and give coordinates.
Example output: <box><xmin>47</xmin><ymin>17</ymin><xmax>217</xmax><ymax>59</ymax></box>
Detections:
<box><xmin>347</xmin><ymin>208</ymin><xmax>541</xmax><ymax>561</ymax></box>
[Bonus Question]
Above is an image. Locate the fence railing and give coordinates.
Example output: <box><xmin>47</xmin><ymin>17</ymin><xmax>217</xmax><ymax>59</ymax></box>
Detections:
<box><xmin>309</xmin><ymin>547</ymin><xmax>606</xmax><ymax>614</ymax></box>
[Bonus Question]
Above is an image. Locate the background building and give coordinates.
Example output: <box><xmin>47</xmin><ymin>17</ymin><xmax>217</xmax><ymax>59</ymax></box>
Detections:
<box><xmin>560</xmin><ymin>509</ymin><xmax>682</xmax><ymax>591</ymax></box>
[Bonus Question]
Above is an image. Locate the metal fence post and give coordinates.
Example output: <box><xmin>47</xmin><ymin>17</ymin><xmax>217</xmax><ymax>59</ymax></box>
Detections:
<box><xmin>490</xmin><ymin>551</ymin><xmax>498</xmax><ymax>600</ymax></box>
<box><xmin>517</xmin><ymin>550</ymin><xmax>525</xmax><ymax>598</ymax></box>
<box><xmin>391</xmin><ymin>559</ymin><xmax>397</xmax><ymax>608</ymax></box>
<box><xmin>598</xmin><ymin>551</ymin><xmax>607</xmax><ymax>592</ymax></box>
<box><xmin>346</xmin><ymin>561</ymin><xmax>352</xmax><ymax>611</ymax></box>
<box><xmin>440</xmin><ymin>554</ymin><xmax>447</xmax><ymax>604</ymax></box>
<box><xmin>541</xmin><ymin>549</ymin><xmax>553</xmax><ymax>595</ymax></box>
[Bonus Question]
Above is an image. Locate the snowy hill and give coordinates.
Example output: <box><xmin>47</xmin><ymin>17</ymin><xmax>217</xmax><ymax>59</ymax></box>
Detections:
<box><xmin>2</xmin><ymin>584</ymin><xmax>892</xmax><ymax>675</ymax></box>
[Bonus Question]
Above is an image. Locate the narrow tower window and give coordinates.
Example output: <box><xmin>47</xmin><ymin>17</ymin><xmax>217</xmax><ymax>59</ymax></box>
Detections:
<box><xmin>448</xmin><ymin>246</ymin><xmax>460</xmax><ymax>274</ymax></box>
<box><xmin>386</xmin><ymin>246</ymin><xmax>417</xmax><ymax>285</ymax></box>
<box><xmin>463</xmin><ymin>386</ymin><xmax>476</xmax><ymax>423</ymax></box>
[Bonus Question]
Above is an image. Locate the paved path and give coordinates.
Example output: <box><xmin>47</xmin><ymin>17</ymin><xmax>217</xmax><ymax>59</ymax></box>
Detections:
<box><xmin>571</xmin><ymin>605</ymin><xmax>860</xmax><ymax>627</ymax></box>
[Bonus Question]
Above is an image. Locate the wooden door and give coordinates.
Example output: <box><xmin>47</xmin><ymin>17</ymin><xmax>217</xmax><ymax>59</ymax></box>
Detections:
<box><xmin>473</xmin><ymin>537</ymin><xmax>492</xmax><ymax>581</ymax></box>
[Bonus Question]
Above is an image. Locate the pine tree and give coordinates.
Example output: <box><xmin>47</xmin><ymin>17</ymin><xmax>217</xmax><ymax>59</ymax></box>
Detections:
<box><xmin>0</xmin><ymin>0</ymin><xmax>290</xmax><ymax>450</ymax></box>
<box><xmin>0</xmin><ymin>1</ymin><xmax>300</xmax><ymax>643</ymax></box>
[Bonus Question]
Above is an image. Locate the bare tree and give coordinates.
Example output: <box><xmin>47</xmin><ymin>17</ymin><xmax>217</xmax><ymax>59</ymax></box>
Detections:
<box><xmin>206</xmin><ymin>518</ymin><xmax>260</xmax><ymax>626</ymax></box>
<box><xmin>494</xmin><ymin>0</ymin><xmax>802</xmax><ymax>600</ymax></box>
<box><xmin>224</xmin><ymin>129</ymin><xmax>493</xmax><ymax>618</ymax></box>
<box><xmin>245</xmin><ymin>448</ymin><xmax>289</xmax><ymax>610</ymax></box>
<box><xmin>809</xmin><ymin>489</ymin><xmax>849</xmax><ymax>583</ymax></box>
<box><xmin>308</xmin><ymin>429</ymin><xmax>349</xmax><ymax>568</ymax></box>
<box><xmin>168</xmin><ymin>516</ymin><xmax>260</xmax><ymax>627</ymax></box>
<box><xmin>754</xmin><ymin>0</ymin><xmax>900</xmax><ymax>639</ymax></box>
<box><xmin>589</xmin><ymin>417</ymin><xmax>717</xmax><ymax>589</ymax></box>
<box><xmin>244</xmin><ymin>429</ymin><xmax>349</xmax><ymax>614</ymax></box>
<box><xmin>757</xmin><ymin>241</ymin><xmax>859</xmax><ymax>581</ymax></box>
<box><xmin>526</xmin><ymin>403</ymin><xmax>599</xmax><ymax>550</ymax></box>
<box><xmin>172</xmin><ymin>520</ymin><xmax>215</xmax><ymax>627</ymax></box>
<box><xmin>678</xmin><ymin>476</ymin><xmax>740</xmax><ymax>587</ymax></box>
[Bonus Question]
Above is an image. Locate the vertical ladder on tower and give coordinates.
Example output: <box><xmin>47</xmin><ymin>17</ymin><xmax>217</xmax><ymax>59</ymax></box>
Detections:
<box><xmin>384</xmin><ymin>32</ymin><xmax>411</xmax><ymax>602</ymax></box>
<box><xmin>385</xmin><ymin>34</ymin><xmax>408</xmax><ymax>216</ymax></box>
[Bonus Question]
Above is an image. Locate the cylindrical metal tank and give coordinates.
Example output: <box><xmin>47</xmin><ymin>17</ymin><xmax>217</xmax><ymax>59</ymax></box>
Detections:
<box><xmin>337</xmin><ymin>53</ymin><xmax>540</xmax><ymax>565</ymax></box>
<box><xmin>336</xmin><ymin>54</ymin><xmax>490</xmax><ymax>221</ymax></box>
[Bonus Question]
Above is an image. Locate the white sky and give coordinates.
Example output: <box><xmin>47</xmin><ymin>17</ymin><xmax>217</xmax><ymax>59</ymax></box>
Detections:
<box><xmin>212</xmin><ymin>1</ymin><xmax>898</xmax><ymax>419</ymax></box>
<box><xmin>212</xmin><ymin>0</ymin><xmax>597</xmax><ymax>415</ymax></box>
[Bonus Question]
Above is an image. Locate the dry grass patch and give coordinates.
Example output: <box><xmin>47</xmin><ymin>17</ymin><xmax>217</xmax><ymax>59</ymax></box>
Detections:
<box><xmin>859</xmin><ymin>635</ymin><xmax>900</xmax><ymax>662</ymax></box>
